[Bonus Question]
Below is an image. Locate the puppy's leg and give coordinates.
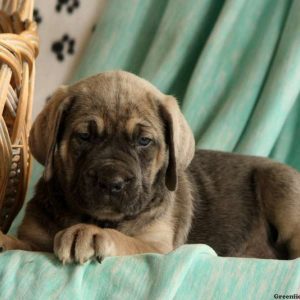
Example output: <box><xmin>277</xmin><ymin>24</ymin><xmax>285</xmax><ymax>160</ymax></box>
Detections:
<box><xmin>256</xmin><ymin>163</ymin><xmax>300</xmax><ymax>259</ymax></box>
<box><xmin>0</xmin><ymin>231</ymin><xmax>33</xmax><ymax>251</ymax></box>
<box><xmin>0</xmin><ymin>215</ymin><xmax>53</xmax><ymax>253</ymax></box>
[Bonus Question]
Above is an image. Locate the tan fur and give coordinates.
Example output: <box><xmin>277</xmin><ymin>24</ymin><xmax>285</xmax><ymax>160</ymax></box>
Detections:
<box><xmin>0</xmin><ymin>231</ymin><xmax>32</xmax><ymax>251</ymax></box>
<box><xmin>125</xmin><ymin>118</ymin><xmax>147</xmax><ymax>135</ymax></box>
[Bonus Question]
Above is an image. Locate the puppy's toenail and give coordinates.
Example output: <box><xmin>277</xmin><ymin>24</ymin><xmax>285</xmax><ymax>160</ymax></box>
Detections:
<box><xmin>97</xmin><ymin>256</ymin><xmax>104</xmax><ymax>263</ymax></box>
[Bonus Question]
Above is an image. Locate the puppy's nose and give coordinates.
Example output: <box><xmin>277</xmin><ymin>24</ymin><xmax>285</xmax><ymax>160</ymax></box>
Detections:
<box><xmin>99</xmin><ymin>176</ymin><xmax>129</xmax><ymax>193</ymax></box>
<box><xmin>107</xmin><ymin>177</ymin><xmax>125</xmax><ymax>193</ymax></box>
<box><xmin>86</xmin><ymin>168</ymin><xmax>131</xmax><ymax>193</ymax></box>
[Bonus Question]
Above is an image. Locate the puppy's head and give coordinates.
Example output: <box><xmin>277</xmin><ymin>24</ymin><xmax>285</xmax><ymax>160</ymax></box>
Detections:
<box><xmin>30</xmin><ymin>71</ymin><xmax>195</xmax><ymax>219</ymax></box>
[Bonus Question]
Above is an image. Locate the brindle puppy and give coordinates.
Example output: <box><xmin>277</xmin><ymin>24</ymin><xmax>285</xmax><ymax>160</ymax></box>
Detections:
<box><xmin>0</xmin><ymin>71</ymin><xmax>300</xmax><ymax>263</ymax></box>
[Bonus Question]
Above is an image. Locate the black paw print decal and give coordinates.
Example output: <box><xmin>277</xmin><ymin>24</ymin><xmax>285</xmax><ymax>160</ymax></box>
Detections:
<box><xmin>33</xmin><ymin>8</ymin><xmax>42</xmax><ymax>24</ymax></box>
<box><xmin>51</xmin><ymin>34</ymin><xmax>76</xmax><ymax>62</ymax></box>
<box><xmin>56</xmin><ymin>0</ymin><xmax>80</xmax><ymax>14</ymax></box>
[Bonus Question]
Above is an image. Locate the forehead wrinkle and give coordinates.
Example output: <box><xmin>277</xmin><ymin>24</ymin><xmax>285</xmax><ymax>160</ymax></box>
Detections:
<box><xmin>124</xmin><ymin>112</ymin><xmax>163</xmax><ymax>139</ymax></box>
<box><xmin>72</xmin><ymin>116</ymin><xmax>104</xmax><ymax>134</ymax></box>
<box><xmin>125</xmin><ymin>98</ymin><xmax>163</xmax><ymax>136</ymax></box>
<box><xmin>125</xmin><ymin>117</ymin><xmax>151</xmax><ymax>135</ymax></box>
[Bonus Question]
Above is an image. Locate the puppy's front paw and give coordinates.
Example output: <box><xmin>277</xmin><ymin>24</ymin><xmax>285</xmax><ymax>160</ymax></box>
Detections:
<box><xmin>0</xmin><ymin>230</ymin><xmax>6</xmax><ymax>252</ymax></box>
<box><xmin>54</xmin><ymin>224</ymin><xmax>116</xmax><ymax>264</ymax></box>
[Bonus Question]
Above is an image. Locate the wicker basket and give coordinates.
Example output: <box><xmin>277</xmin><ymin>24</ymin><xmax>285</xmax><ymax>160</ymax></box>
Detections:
<box><xmin>0</xmin><ymin>0</ymin><xmax>38</xmax><ymax>233</ymax></box>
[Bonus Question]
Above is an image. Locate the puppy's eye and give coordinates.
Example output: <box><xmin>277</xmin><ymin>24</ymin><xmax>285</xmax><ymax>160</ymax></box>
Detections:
<box><xmin>77</xmin><ymin>132</ymin><xmax>90</xmax><ymax>141</ymax></box>
<box><xmin>138</xmin><ymin>137</ymin><xmax>152</xmax><ymax>147</ymax></box>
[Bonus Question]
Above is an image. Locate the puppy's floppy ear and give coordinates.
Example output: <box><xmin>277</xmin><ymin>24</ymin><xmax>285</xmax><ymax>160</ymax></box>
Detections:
<box><xmin>160</xmin><ymin>96</ymin><xmax>195</xmax><ymax>191</ymax></box>
<box><xmin>29</xmin><ymin>86</ymin><xmax>73</xmax><ymax>181</ymax></box>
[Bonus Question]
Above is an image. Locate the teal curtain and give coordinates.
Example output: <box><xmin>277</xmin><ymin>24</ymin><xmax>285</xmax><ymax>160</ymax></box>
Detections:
<box><xmin>73</xmin><ymin>0</ymin><xmax>300</xmax><ymax>170</ymax></box>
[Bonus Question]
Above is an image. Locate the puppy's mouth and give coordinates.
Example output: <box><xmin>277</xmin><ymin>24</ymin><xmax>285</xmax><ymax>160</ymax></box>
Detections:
<box><xmin>73</xmin><ymin>184</ymin><xmax>147</xmax><ymax>217</ymax></box>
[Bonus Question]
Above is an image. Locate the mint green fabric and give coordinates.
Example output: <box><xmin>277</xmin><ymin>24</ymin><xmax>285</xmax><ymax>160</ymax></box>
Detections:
<box><xmin>74</xmin><ymin>0</ymin><xmax>300</xmax><ymax>170</ymax></box>
<box><xmin>2</xmin><ymin>0</ymin><xmax>300</xmax><ymax>299</ymax></box>
<box><xmin>1</xmin><ymin>245</ymin><xmax>300</xmax><ymax>300</ymax></box>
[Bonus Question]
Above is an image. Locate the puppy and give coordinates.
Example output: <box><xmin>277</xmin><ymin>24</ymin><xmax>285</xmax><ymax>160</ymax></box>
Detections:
<box><xmin>0</xmin><ymin>71</ymin><xmax>299</xmax><ymax>263</ymax></box>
